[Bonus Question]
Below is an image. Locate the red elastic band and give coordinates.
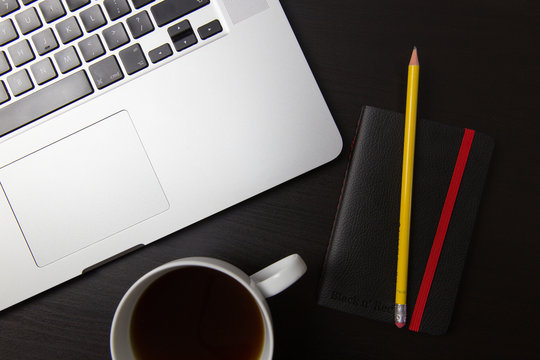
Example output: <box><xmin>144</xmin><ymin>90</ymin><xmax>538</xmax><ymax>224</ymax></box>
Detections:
<box><xmin>409</xmin><ymin>129</ymin><xmax>475</xmax><ymax>332</ymax></box>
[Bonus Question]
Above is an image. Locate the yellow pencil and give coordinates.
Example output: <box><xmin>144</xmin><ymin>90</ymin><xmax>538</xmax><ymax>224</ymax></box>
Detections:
<box><xmin>395</xmin><ymin>47</ymin><xmax>419</xmax><ymax>328</ymax></box>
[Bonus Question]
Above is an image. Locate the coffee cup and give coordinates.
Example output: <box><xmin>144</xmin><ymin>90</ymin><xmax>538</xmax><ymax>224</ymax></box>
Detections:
<box><xmin>110</xmin><ymin>254</ymin><xmax>307</xmax><ymax>360</ymax></box>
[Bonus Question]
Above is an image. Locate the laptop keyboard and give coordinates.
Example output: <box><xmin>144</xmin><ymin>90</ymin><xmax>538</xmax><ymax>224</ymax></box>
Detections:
<box><xmin>0</xmin><ymin>0</ymin><xmax>225</xmax><ymax>137</ymax></box>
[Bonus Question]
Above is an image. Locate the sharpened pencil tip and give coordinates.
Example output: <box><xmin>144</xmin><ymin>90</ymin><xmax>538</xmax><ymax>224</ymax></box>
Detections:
<box><xmin>410</xmin><ymin>47</ymin><xmax>419</xmax><ymax>66</ymax></box>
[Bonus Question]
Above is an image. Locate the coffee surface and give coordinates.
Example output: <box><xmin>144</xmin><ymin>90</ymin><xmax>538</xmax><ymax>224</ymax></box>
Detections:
<box><xmin>130</xmin><ymin>266</ymin><xmax>265</xmax><ymax>360</ymax></box>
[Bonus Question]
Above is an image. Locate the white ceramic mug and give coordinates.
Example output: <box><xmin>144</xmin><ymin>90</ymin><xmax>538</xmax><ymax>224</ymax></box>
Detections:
<box><xmin>110</xmin><ymin>254</ymin><xmax>307</xmax><ymax>360</ymax></box>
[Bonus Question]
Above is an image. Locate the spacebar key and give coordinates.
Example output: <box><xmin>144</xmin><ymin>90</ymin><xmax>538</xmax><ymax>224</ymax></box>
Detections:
<box><xmin>0</xmin><ymin>71</ymin><xmax>94</xmax><ymax>137</ymax></box>
<box><xmin>151</xmin><ymin>0</ymin><xmax>210</xmax><ymax>27</ymax></box>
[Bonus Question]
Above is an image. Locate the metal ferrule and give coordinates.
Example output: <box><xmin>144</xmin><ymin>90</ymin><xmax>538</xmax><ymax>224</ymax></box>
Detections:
<box><xmin>395</xmin><ymin>304</ymin><xmax>407</xmax><ymax>324</ymax></box>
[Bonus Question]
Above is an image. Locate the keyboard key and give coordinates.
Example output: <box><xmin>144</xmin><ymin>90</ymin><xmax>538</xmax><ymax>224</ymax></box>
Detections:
<box><xmin>65</xmin><ymin>0</ymin><xmax>89</xmax><ymax>11</ymax></box>
<box><xmin>197</xmin><ymin>19</ymin><xmax>222</xmax><ymax>40</ymax></box>
<box><xmin>39</xmin><ymin>0</ymin><xmax>66</xmax><ymax>23</ymax></box>
<box><xmin>78</xmin><ymin>34</ymin><xmax>105</xmax><ymax>62</ymax></box>
<box><xmin>21</xmin><ymin>0</ymin><xmax>36</xmax><ymax>4</ymax></box>
<box><xmin>89</xmin><ymin>55</ymin><xmax>123</xmax><ymax>89</ymax></box>
<box><xmin>151</xmin><ymin>0</ymin><xmax>209</xmax><ymax>27</ymax></box>
<box><xmin>0</xmin><ymin>19</ymin><xmax>19</xmax><ymax>46</ymax></box>
<box><xmin>167</xmin><ymin>19</ymin><xmax>191</xmax><ymax>38</ymax></box>
<box><xmin>15</xmin><ymin>7</ymin><xmax>42</xmax><ymax>35</ymax></box>
<box><xmin>0</xmin><ymin>0</ymin><xmax>20</xmax><ymax>17</ymax></box>
<box><xmin>132</xmin><ymin>0</ymin><xmax>153</xmax><ymax>9</ymax></box>
<box><xmin>102</xmin><ymin>23</ymin><xmax>129</xmax><ymax>50</ymax></box>
<box><xmin>8</xmin><ymin>40</ymin><xmax>34</xmax><ymax>67</ymax></box>
<box><xmin>0</xmin><ymin>51</ymin><xmax>11</xmax><ymax>75</ymax></box>
<box><xmin>148</xmin><ymin>43</ymin><xmax>172</xmax><ymax>63</ymax></box>
<box><xmin>0</xmin><ymin>71</ymin><xmax>93</xmax><ymax>137</ymax></box>
<box><xmin>31</xmin><ymin>28</ymin><xmax>59</xmax><ymax>55</ymax></box>
<box><xmin>55</xmin><ymin>16</ymin><xmax>83</xmax><ymax>44</ymax></box>
<box><xmin>119</xmin><ymin>43</ymin><xmax>147</xmax><ymax>75</ymax></box>
<box><xmin>104</xmin><ymin>0</ymin><xmax>131</xmax><ymax>21</ymax></box>
<box><xmin>173</xmin><ymin>33</ymin><xmax>196</xmax><ymax>51</ymax></box>
<box><xmin>80</xmin><ymin>4</ymin><xmax>107</xmax><ymax>32</ymax></box>
<box><xmin>30</xmin><ymin>57</ymin><xmax>57</xmax><ymax>84</ymax></box>
<box><xmin>54</xmin><ymin>46</ymin><xmax>81</xmax><ymax>73</ymax></box>
<box><xmin>0</xmin><ymin>81</ymin><xmax>10</xmax><ymax>104</ymax></box>
<box><xmin>126</xmin><ymin>10</ymin><xmax>154</xmax><ymax>39</ymax></box>
<box><xmin>7</xmin><ymin>69</ymin><xmax>33</xmax><ymax>96</ymax></box>
<box><xmin>167</xmin><ymin>19</ymin><xmax>196</xmax><ymax>51</ymax></box>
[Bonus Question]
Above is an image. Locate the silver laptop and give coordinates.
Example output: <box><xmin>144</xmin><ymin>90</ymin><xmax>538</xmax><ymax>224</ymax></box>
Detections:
<box><xmin>0</xmin><ymin>0</ymin><xmax>342</xmax><ymax>310</ymax></box>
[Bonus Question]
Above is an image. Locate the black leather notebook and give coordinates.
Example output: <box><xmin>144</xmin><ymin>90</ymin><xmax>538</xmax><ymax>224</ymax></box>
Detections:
<box><xmin>318</xmin><ymin>106</ymin><xmax>494</xmax><ymax>335</ymax></box>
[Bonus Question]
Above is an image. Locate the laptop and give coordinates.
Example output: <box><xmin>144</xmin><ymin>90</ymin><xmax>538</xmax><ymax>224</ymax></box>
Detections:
<box><xmin>0</xmin><ymin>0</ymin><xmax>342</xmax><ymax>310</ymax></box>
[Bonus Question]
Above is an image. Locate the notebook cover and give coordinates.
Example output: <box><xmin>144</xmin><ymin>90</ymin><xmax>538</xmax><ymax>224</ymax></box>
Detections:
<box><xmin>318</xmin><ymin>106</ymin><xmax>494</xmax><ymax>335</ymax></box>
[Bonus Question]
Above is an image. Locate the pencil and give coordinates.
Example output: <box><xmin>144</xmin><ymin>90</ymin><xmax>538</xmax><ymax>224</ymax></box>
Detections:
<box><xmin>395</xmin><ymin>47</ymin><xmax>419</xmax><ymax>328</ymax></box>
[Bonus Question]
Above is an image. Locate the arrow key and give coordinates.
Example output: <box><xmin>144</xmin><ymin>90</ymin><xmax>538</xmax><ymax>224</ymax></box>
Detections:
<box><xmin>197</xmin><ymin>19</ymin><xmax>222</xmax><ymax>40</ymax></box>
<box><xmin>167</xmin><ymin>20</ymin><xmax>197</xmax><ymax>52</ymax></box>
<box><xmin>148</xmin><ymin>43</ymin><xmax>173</xmax><ymax>64</ymax></box>
<box><xmin>172</xmin><ymin>33</ymin><xmax>196</xmax><ymax>52</ymax></box>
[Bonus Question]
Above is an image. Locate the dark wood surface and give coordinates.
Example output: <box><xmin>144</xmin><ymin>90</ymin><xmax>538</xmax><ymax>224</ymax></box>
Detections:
<box><xmin>1</xmin><ymin>1</ymin><xmax>539</xmax><ymax>359</ymax></box>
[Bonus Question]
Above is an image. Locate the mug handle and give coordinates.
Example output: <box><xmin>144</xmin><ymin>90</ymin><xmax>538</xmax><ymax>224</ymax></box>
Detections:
<box><xmin>250</xmin><ymin>254</ymin><xmax>307</xmax><ymax>298</ymax></box>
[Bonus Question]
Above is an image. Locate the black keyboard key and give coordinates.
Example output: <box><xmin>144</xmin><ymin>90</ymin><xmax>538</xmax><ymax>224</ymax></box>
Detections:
<box><xmin>15</xmin><ymin>7</ymin><xmax>42</xmax><ymax>35</ymax></box>
<box><xmin>151</xmin><ymin>0</ymin><xmax>209</xmax><ymax>27</ymax></box>
<box><xmin>126</xmin><ymin>10</ymin><xmax>154</xmax><ymax>39</ymax></box>
<box><xmin>132</xmin><ymin>0</ymin><xmax>154</xmax><ymax>9</ymax></box>
<box><xmin>80</xmin><ymin>5</ymin><xmax>107</xmax><ymax>32</ymax></box>
<box><xmin>65</xmin><ymin>0</ymin><xmax>90</xmax><ymax>11</ymax></box>
<box><xmin>8</xmin><ymin>40</ymin><xmax>35</xmax><ymax>67</ymax></box>
<box><xmin>39</xmin><ymin>0</ymin><xmax>66</xmax><ymax>24</ymax></box>
<box><xmin>104</xmin><ymin>0</ymin><xmax>131</xmax><ymax>21</ymax></box>
<box><xmin>31</xmin><ymin>28</ymin><xmax>59</xmax><ymax>55</ymax></box>
<box><xmin>0</xmin><ymin>19</ymin><xmax>18</xmax><ymax>46</ymax></box>
<box><xmin>197</xmin><ymin>19</ymin><xmax>222</xmax><ymax>40</ymax></box>
<box><xmin>54</xmin><ymin>46</ymin><xmax>81</xmax><ymax>73</ymax></box>
<box><xmin>102</xmin><ymin>23</ymin><xmax>129</xmax><ymax>50</ymax></box>
<box><xmin>78</xmin><ymin>34</ymin><xmax>105</xmax><ymax>62</ymax></box>
<box><xmin>0</xmin><ymin>0</ymin><xmax>20</xmax><ymax>17</ymax></box>
<box><xmin>119</xmin><ymin>43</ymin><xmax>147</xmax><ymax>75</ymax></box>
<box><xmin>167</xmin><ymin>19</ymin><xmax>191</xmax><ymax>38</ymax></box>
<box><xmin>167</xmin><ymin>20</ymin><xmax>196</xmax><ymax>51</ymax></box>
<box><xmin>172</xmin><ymin>33</ymin><xmax>196</xmax><ymax>51</ymax></box>
<box><xmin>148</xmin><ymin>43</ymin><xmax>172</xmax><ymax>63</ymax></box>
<box><xmin>0</xmin><ymin>71</ymin><xmax>93</xmax><ymax>137</ymax></box>
<box><xmin>0</xmin><ymin>81</ymin><xmax>9</xmax><ymax>105</ymax></box>
<box><xmin>88</xmin><ymin>55</ymin><xmax>123</xmax><ymax>89</ymax></box>
<box><xmin>55</xmin><ymin>16</ymin><xmax>83</xmax><ymax>44</ymax></box>
<box><xmin>30</xmin><ymin>57</ymin><xmax>57</xmax><ymax>85</ymax></box>
<box><xmin>0</xmin><ymin>51</ymin><xmax>12</xmax><ymax>75</ymax></box>
<box><xmin>7</xmin><ymin>68</ymin><xmax>33</xmax><ymax>96</ymax></box>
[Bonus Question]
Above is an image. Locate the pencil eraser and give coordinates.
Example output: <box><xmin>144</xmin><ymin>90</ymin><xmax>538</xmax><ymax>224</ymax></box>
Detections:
<box><xmin>395</xmin><ymin>321</ymin><xmax>406</xmax><ymax>328</ymax></box>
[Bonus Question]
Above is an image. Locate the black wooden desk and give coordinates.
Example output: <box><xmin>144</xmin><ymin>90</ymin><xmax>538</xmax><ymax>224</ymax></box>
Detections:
<box><xmin>1</xmin><ymin>0</ymin><xmax>538</xmax><ymax>359</ymax></box>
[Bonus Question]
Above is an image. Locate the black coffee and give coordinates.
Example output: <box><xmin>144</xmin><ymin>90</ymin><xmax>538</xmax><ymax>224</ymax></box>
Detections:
<box><xmin>130</xmin><ymin>266</ymin><xmax>265</xmax><ymax>360</ymax></box>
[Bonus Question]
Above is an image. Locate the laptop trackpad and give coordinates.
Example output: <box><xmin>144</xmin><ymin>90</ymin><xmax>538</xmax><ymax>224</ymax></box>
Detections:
<box><xmin>0</xmin><ymin>111</ymin><xmax>169</xmax><ymax>267</ymax></box>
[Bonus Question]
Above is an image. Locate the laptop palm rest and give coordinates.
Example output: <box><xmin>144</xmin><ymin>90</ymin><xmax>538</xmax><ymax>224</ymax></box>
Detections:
<box><xmin>0</xmin><ymin>111</ymin><xmax>169</xmax><ymax>267</ymax></box>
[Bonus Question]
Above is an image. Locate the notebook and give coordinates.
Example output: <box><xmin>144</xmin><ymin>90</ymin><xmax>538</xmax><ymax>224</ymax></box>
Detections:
<box><xmin>0</xmin><ymin>0</ymin><xmax>342</xmax><ymax>310</ymax></box>
<box><xmin>318</xmin><ymin>106</ymin><xmax>494</xmax><ymax>335</ymax></box>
